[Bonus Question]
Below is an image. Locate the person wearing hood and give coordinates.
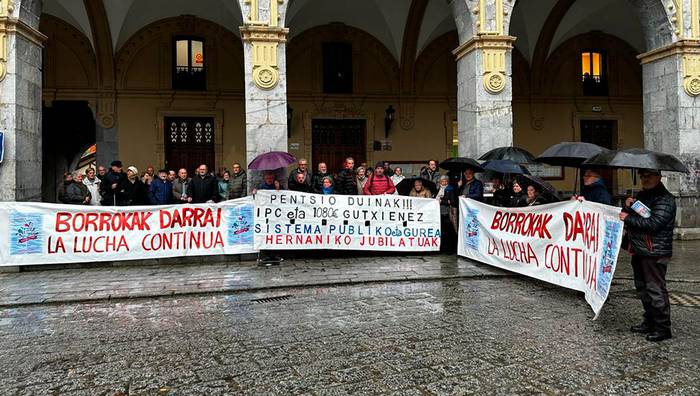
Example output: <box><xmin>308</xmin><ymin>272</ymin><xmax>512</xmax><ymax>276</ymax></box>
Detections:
<box><xmin>312</xmin><ymin>162</ymin><xmax>333</xmax><ymax>194</ymax></box>
<box><xmin>119</xmin><ymin>166</ymin><xmax>149</xmax><ymax>206</ymax></box>
<box><xmin>229</xmin><ymin>163</ymin><xmax>247</xmax><ymax>198</ymax></box>
<box><xmin>83</xmin><ymin>167</ymin><xmax>102</xmax><ymax>206</ymax></box>
<box><xmin>574</xmin><ymin>169</ymin><xmax>612</xmax><ymax>205</ymax></box>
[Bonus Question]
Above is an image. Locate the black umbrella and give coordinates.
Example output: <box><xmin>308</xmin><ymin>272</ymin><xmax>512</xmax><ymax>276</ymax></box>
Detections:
<box><xmin>520</xmin><ymin>174</ymin><xmax>559</xmax><ymax>202</ymax></box>
<box><xmin>482</xmin><ymin>160</ymin><xmax>530</xmax><ymax>175</ymax></box>
<box><xmin>581</xmin><ymin>148</ymin><xmax>689</xmax><ymax>173</ymax></box>
<box><xmin>439</xmin><ymin>157</ymin><xmax>484</xmax><ymax>173</ymax></box>
<box><xmin>537</xmin><ymin>142</ymin><xmax>610</xmax><ymax>195</ymax></box>
<box><xmin>479</xmin><ymin>147</ymin><xmax>538</xmax><ymax>164</ymax></box>
<box><xmin>537</xmin><ymin>142</ymin><xmax>609</xmax><ymax>167</ymax></box>
<box><xmin>395</xmin><ymin>178</ymin><xmax>437</xmax><ymax>196</ymax></box>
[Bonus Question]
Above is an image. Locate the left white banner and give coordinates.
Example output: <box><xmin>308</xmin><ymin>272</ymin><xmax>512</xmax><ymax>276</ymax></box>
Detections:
<box><xmin>0</xmin><ymin>198</ymin><xmax>256</xmax><ymax>266</ymax></box>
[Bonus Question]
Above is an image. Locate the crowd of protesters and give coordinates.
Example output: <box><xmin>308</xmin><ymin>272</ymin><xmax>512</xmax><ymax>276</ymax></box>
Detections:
<box><xmin>58</xmin><ymin>160</ymin><xmax>248</xmax><ymax>206</ymax></box>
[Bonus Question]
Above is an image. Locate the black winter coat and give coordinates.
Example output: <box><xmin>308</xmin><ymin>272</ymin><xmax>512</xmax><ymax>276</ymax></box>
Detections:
<box><xmin>312</xmin><ymin>172</ymin><xmax>333</xmax><ymax>194</ymax></box>
<box><xmin>507</xmin><ymin>192</ymin><xmax>527</xmax><ymax>207</ymax></box>
<box><xmin>582</xmin><ymin>179</ymin><xmax>612</xmax><ymax>205</ymax></box>
<box><xmin>118</xmin><ymin>179</ymin><xmax>149</xmax><ymax>206</ymax></box>
<box><xmin>623</xmin><ymin>182</ymin><xmax>676</xmax><ymax>257</ymax></box>
<box><xmin>190</xmin><ymin>174</ymin><xmax>219</xmax><ymax>203</ymax></box>
<box><xmin>100</xmin><ymin>170</ymin><xmax>127</xmax><ymax>206</ymax></box>
<box><xmin>335</xmin><ymin>169</ymin><xmax>357</xmax><ymax>195</ymax></box>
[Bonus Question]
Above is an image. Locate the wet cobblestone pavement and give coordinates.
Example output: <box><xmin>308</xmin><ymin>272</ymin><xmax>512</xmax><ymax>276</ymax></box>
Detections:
<box><xmin>1</xmin><ymin>275</ymin><xmax>698</xmax><ymax>395</ymax></box>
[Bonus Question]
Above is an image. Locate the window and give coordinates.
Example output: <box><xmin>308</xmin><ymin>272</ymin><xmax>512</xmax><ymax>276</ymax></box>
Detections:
<box><xmin>173</xmin><ymin>37</ymin><xmax>206</xmax><ymax>90</ymax></box>
<box><xmin>581</xmin><ymin>50</ymin><xmax>607</xmax><ymax>96</ymax></box>
<box><xmin>323</xmin><ymin>42</ymin><xmax>353</xmax><ymax>94</ymax></box>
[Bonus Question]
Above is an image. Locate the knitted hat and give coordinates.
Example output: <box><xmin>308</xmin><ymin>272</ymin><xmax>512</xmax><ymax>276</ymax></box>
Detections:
<box><xmin>127</xmin><ymin>166</ymin><xmax>139</xmax><ymax>175</ymax></box>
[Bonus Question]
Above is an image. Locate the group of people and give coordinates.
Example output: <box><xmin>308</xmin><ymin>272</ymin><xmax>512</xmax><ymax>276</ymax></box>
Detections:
<box><xmin>58</xmin><ymin>161</ymin><xmax>248</xmax><ymax>206</ymax></box>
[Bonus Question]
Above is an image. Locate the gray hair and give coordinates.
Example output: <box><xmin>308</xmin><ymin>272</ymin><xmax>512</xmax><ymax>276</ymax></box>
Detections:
<box><xmin>71</xmin><ymin>171</ymin><xmax>82</xmax><ymax>178</ymax></box>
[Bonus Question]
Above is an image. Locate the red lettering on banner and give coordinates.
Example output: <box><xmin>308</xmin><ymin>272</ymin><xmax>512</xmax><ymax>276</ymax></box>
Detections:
<box><xmin>55</xmin><ymin>213</ymin><xmax>71</xmax><ymax>232</ymax></box>
<box><xmin>48</xmin><ymin>236</ymin><xmax>66</xmax><ymax>253</ymax></box>
<box><xmin>564</xmin><ymin>211</ymin><xmax>600</xmax><ymax>253</ymax></box>
<box><xmin>73</xmin><ymin>235</ymin><xmax>129</xmax><ymax>253</ymax></box>
<box><xmin>490</xmin><ymin>210</ymin><xmax>552</xmax><ymax>239</ymax></box>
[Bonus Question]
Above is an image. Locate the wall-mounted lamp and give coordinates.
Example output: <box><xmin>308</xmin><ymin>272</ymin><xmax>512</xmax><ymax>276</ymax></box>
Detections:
<box><xmin>384</xmin><ymin>105</ymin><xmax>395</xmax><ymax>138</ymax></box>
<box><xmin>287</xmin><ymin>105</ymin><xmax>294</xmax><ymax>138</ymax></box>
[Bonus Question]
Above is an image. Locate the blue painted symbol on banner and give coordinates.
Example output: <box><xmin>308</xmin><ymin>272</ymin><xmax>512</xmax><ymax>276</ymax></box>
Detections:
<box><xmin>227</xmin><ymin>204</ymin><xmax>254</xmax><ymax>246</ymax></box>
<box><xmin>463</xmin><ymin>208</ymin><xmax>480</xmax><ymax>250</ymax></box>
<box><xmin>597</xmin><ymin>219</ymin><xmax>621</xmax><ymax>296</ymax></box>
<box><xmin>10</xmin><ymin>212</ymin><xmax>43</xmax><ymax>255</ymax></box>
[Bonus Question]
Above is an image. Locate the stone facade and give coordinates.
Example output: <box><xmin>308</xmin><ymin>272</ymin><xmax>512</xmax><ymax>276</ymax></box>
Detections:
<box><xmin>0</xmin><ymin>0</ymin><xmax>44</xmax><ymax>201</ymax></box>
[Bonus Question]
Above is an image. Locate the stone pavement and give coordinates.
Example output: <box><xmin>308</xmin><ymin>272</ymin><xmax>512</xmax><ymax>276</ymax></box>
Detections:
<box><xmin>0</xmin><ymin>241</ymin><xmax>698</xmax><ymax>307</ymax></box>
<box><xmin>0</xmin><ymin>278</ymin><xmax>698</xmax><ymax>395</ymax></box>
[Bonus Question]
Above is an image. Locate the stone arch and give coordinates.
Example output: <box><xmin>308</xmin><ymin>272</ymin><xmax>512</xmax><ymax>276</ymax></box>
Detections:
<box><xmin>540</xmin><ymin>31</ymin><xmax>642</xmax><ymax>97</ymax></box>
<box><xmin>450</xmin><ymin>0</ymin><xmax>475</xmax><ymax>44</ymax></box>
<box><xmin>39</xmin><ymin>14</ymin><xmax>97</xmax><ymax>90</ymax></box>
<box><xmin>286</xmin><ymin>23</ymin><xmax>400</xmax><ymax>94</ymax></box>
<box><xmin>114</xmin><ymin>16</ymin><xmax>244</xmax><ymax>91</ymax></box>
<box><xmin>414</xmin><ymin>31</ymin><xmax>458</xmax><ymax>96</ymax></box>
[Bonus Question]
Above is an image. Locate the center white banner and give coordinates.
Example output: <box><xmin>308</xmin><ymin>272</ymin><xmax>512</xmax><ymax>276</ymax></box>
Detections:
<box><xmin>254</xmin><ymin>191</ymin><xmax>441</xmax><ymax>251</ymax></box>
<box><xmin>458</xmin><ymin>198</ymin><xmax>623</xmax><ymax>316</ymax></box>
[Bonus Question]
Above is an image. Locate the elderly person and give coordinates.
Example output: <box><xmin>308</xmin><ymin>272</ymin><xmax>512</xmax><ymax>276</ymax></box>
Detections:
<box><xmin>573</xmin><ymin>169</ymin><xmax>612</xmax><ymax>205</ymax></box>
<box><xmin>172</xmin><ymin>168</ymin><xmax>192</xmax><ymax>204</ymax></box>
<box><xmin>460</xmin><ymin>168</ymin><xmax>483</xmax><ymax>201</ymax></box>
<box><xmin>336</xmin><ymin>157</ymin><xmax>357</xmax><ymax>195</ymax></box>
<box><xmin>190</xmin><ymin>164</ymin><xmax>218</xmax><ymax>203</ymax></box>
<box><xmin>390</xmin><ymin>167</ymin><xmax>405</xmax><ymax>192</ymax></box>
<box><xmin>409</xmin><ymin>179</ymin><xmax>432</xmax><ymax>198</ymax></box>
<box><xmin>355</xmin><ymin>166</ymin><xmax>368</xmax><ymax>195</ymax></box>
<box><xmin>312</xmin><ymin>162</ymin><xmax>333</xmax><ymax>194</ymax></box>
<box><xmin>83</xmin><ymin>167</ymin><xmax>101</xmax><ymax>206</ymax></box>
<box><xmin>320</xmin><ymin>177</ymin><xmax>334</xmax><ymax>195</ymax></box>
<box><xmin>436</xmin><ymin>175</ymin><xmax>456</xmax><ymax>252</ymax></box>
<box><xmin>218</xmin><ymin>171</ymin><xmax>231</xmax><ymax>201</ymax></box>
<box><xmin>288</xmin><ymin>158</ymin><xmax>311</xmax><ymax>187</ymax></box>
<box><xmin>420</xmin><ymin>160</ymin><xmax>441</xmax><ymax>184</ymax></box>
<box><xmin>100</xmin><ymin>160</ymin><xmax>126</xmax><ymax>206</ymax></box>
<box><xmin>60</xmin><ymin>171</ymin><xmax>91</xmax><ymax>205</ymax></box>
<box><xmin>254</xmin><ymin>172</ymin><xmax>281</xmax><ymax>193</ymax></box>
<box><xmin>118</xmin><ymin>166</ymin><xmax>149</xmax><ymax>206</ymax></box>
<box><xmin>229</xmin><ymin>163</ymin><xmax>247</xmax><ymax>198</ymax></box>
<box><xmin>289</xmin><ymin>171</ymin><xmax>313</xmax><ymax>193</ymax></box>
<box><xmin>620</xmin><ymin>169</ymin><xmax>676</xmax><ymax>342</ymax></box>
<box><xmin>491</xmin><ymin>176</ymin><xmax>510</xmax><ymax>207</ymax></box>
<box><xmin>149</xmin><ymin>169</ymin><xmax>173</xmax><ymax>205</ymax></box>
<box><xmin>363</xmin><ymin>162</ymin><xmax>396</xmax><ymax>195</ymax></box>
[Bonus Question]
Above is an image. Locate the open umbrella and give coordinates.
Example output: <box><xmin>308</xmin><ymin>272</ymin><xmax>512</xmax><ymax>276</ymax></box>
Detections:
<box><xmin>395</xmin><ymin>178</ymin><xmax>437</xmax><ymax>196</ymax></box>
<box><xmin>537</xmin><ymin>142</ymin><xmax>609</xmax><ymax>167</ymax></box>
<box><xmin>520</xmin><ymin>174</ymin><xmax>559</xmax><ymax>202</ymax></box>
<box><xmin>537</xmin><ymin>142</ymin><xmax>609</xmax><ymax>195</ymax></box>
<box><xmin>439</xmin><ymin>157</ymin><xmax>484</xmax><ymax>173</ymax></box>
<box><xmin>248</xmin><ymin>151</ymin><xmax>296</xmax><ymax>171</ymax></box>
<box><xmin>479</xmin><ymin>147</ymin><xmax>538</xmax><ymax>164</ymax></box>
<box><xmin>482</xmin><ymin>160</ymin><xmax>530</xmax><ymax>175</ymax></box>
<box><xmin>581</xmin><ymin>148</ymin><xmax>690</xmax><ymax>173</ymax></box>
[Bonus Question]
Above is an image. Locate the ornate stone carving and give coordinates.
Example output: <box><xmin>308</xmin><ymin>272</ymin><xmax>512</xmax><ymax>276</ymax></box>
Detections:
<box><xmin>240</xmin><ymin>0</ymin><xmax>288</xmax><ymax>90</ymax></box>
<box><xmin>240</xmin><ymin>26</ymin><xmax>288</xmax><ymax>90</ymax></box>
<box><xmin>683</xmin><ymin>54</ymin><xmax>700</xmax><ymax>96</ymax></box>
<box><xmin>0</xmin><ymin>0</ymin><xmax>15</xmax><ymax>82</ymax></box>
<box><xmin>453</xmin><ymin>35</ymin><xmax>514</xmax><ymax>95</ymax></box>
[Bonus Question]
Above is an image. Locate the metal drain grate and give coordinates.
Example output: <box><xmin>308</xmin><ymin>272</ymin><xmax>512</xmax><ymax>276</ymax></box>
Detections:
<box><xmin>669</xmin><ymin>292</ymin><xmax>700</xmax><ymax>308</ymax></box>
<box><xmin>252</xmin><ymin>295</ymin><xmax>293</xmax><ymax>304</ymax></box>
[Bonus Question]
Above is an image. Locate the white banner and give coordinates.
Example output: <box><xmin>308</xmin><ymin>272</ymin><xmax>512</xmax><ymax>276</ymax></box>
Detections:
<box><xmin>458</xmin><ymin>198</ymin><xmax>623</xmax><ymax>316</ymax></box>
<box><xmin>0</xmin><ymin>198</ymin><xmax>256</xmax><ymax>266</ymax></box>
<box><xmin>254</xmin><ymin>191</ymin><xmax>441</xmax><ymax>251</ymax></box>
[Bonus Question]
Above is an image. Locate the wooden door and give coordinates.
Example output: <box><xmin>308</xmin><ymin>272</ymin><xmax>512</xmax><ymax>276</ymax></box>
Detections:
<box><xmin>312</xmin><ymin>119</ymin><xmax>366</xmax><ymax>174</ymax></box>
<box><xmin>581</xmin><ymin>120</ymin><xmax>616</xmax><ymax>193</ymax></box>
<box><xmin>165</xmin><ymin>117</ymin><xmax>215</xmax><ymax>174</ymax></box>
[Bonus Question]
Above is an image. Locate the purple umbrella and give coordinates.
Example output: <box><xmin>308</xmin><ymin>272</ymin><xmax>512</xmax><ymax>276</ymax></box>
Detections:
<box><xmin>248</xmin><ymin>151</ymin><xmax>296</xmax><ymax>171</ymax></box>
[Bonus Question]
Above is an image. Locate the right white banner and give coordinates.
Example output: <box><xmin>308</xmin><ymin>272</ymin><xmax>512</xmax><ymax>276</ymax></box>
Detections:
<box><xmin>458</xmin><ymin>198</ymin><xmax>624</xmax><ymax>317</ymax></box>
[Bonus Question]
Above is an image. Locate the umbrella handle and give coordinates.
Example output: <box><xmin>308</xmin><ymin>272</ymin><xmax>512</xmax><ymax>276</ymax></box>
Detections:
<box><xmin>573</xmin><ymin>168</ymin><xmax>579</xmax><ymax>196</ymax></box>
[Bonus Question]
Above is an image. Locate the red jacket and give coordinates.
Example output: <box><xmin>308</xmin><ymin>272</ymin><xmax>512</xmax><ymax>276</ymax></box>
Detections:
<box><xmin>362</xmin><ymin>174</ymin><xmax>395</xmax><ymax>195</ymax></box>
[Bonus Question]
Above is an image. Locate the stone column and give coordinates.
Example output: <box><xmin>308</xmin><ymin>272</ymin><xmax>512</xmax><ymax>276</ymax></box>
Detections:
<box><xmin>453</xmin><ymin>35</ymin><xmax>515</xmax><ymax>158</ymax></box>
<box><xmin>639</xmin><ymin>42</ymin><xmax>700</xmax><ymax>237</ymax></box>
<box><xmin>0</xmin><ymin>0</ymin><xmax>46</xmax><ymax>201</ymax></box>
<box><xmin>238</xmin><ymin>0</ymin><xmax>289</xmax><ymax>169</ymax></box>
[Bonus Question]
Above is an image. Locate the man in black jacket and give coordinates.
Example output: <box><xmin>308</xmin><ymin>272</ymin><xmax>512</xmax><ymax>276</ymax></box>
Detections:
<box><xmin>620</xmin><ymin>169</ymin><xmax>676</xmax><ymax>342</ymax></box>
<box><xmin>101</xmin><ymin>160</ymin><xmax>127</xmax><ymax>206</ymax></box>
<box><xmin>335</xmin><ymin>157</ymin><xmax>357</xmax><ymax>195</ymax></box>
<box><xmin>190</xmin><ymin>164</ymin><xmax>218</xmax><ymax>203</ymax></box>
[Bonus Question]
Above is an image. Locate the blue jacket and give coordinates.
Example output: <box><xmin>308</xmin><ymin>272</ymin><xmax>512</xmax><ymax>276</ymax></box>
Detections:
<box><xmin>149</xmin><ymin>179</ymin><xmax>173</xmax><ymax>205</ymax></box>
<box><xmin>461</xmin><ymin>179</ymin><xmax>484</xmax><ymax>202</ymax></box>
<box><xmin>582</xmin><ymin>179</ymin><xmax>612</xmax><ymax>205</ymax></box>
